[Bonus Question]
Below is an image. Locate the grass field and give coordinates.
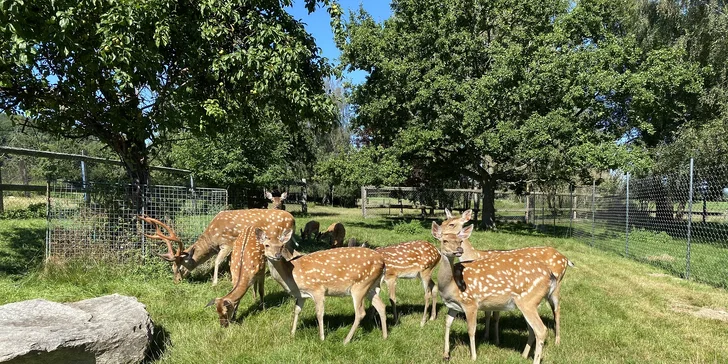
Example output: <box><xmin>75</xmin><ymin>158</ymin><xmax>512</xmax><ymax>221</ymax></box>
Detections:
<box><xmin>2</xmin><ymin>206</ymin><xmax>728</xmax><ymax>363</ymax></box>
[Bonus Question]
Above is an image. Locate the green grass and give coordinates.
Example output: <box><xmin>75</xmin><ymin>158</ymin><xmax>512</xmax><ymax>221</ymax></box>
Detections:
<box><xmin>2</xmin><ymin>207</ymin><xmax>728</xmax><ymax>363</ymax></box>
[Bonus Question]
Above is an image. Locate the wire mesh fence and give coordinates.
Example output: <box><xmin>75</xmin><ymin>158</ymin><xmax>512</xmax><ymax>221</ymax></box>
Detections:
<box><xmin>361</xmin><ymin>187</ymin><xmax>482</xmax><ymax>220</ymax></box>
<box><xmin>47</xmin><ymin>182</ymin><xmax>227</xmax><ymax>262</ymax></box>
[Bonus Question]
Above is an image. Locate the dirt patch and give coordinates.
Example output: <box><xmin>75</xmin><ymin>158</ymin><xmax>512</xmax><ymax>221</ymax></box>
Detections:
<box><xmin>671</xmin><ymin>302</ymin><xmax>728</xmax><ymax>322</ymax></box>
<box><xmin>648</xmin><ymin>273</ymin><xmax>675</xmax><ymax>278</ymax></box>
<box><xmin>645</xmin><ymin>254</ymin><xmax>676</xmax><ymax>262</ymax></box>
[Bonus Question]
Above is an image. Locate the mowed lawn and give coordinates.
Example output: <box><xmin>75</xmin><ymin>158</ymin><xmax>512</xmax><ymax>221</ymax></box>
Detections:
<box><xmin>1</xmin><ymin>206</ymin><xmax>728</xmax><ymax>363</ymax></box>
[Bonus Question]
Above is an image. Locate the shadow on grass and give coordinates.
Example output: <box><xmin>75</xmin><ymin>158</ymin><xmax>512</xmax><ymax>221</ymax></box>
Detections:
<box><xmin>290</xmin><ymin>212</ymin><xmax>339</xmax><ymax>218</ymax></box>
<box><xmin>143</xmin><ymin>323</ymin><xmax>171</xmax><ymax>363</ymax></box>
<box><xmin>233</xmin><ymin>291</ymin><xmax>292</xmax><ymax>323</ymax></box>
<box><xmin>0</xmin><ymin>222</ymin><xmax>45</xmax><ymax>276</ymax></box>
<box><xmin>298</xmin><ymin>310</ymin><xmax>386</xmax><ymax>339</ymax></box>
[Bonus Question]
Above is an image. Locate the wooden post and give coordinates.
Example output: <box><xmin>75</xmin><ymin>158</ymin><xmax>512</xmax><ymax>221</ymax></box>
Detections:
<box><xmin>301</xmin><ymin>179</ymin><xmax>308</xmax><ymax>214</ymax></box>
<box><xmin>361</xmin><ymin>186</ymin><xmax>367</xmax><ymax>218</ymax></box>
<box><xmin>524</xmin><ymin>183</ymin><xmax>530</xmax><ymax>223</ymax></box>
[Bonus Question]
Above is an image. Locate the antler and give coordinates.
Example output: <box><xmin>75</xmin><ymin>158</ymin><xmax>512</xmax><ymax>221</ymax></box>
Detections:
<box><xmin>138</xmin><ymin>215</ymin><xmax>185</xmax><ymax>261</ymax></box>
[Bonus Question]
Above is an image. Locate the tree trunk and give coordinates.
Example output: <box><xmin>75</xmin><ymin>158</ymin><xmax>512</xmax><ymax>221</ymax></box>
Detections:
<box><xmin>111</xmin><ymin>139</ymin><xmax>151</xmax><ymax>215</ymax></box>
<box><xmin>480</xmin><ymin>178</ymin><xmax>496</xmax><ymax>230</ymax></box>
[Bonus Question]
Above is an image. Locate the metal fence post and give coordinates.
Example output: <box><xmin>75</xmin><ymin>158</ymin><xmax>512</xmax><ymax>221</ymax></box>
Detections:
<box><xmin>569</xmin><ymin>186</ymin><xmax>574</xmax><ymax>237</ymax></box>
<box><xmin>361</xmin><ymin>186</ymin><xmax>367</xmax><ymax>218</ymax></box>
<box><xmin>625</xmin><ymin>173</ymin><xmax>630</xmax><ymax>256</ymax></box>
<box><xmin>541</xmin><ymin>192</ymin><xmax>545</xmax><ymax>232</ymax></box>
<box><xmin>591</xmin><ymin>179</ymin><xmax>596</xmax><ymax>247</ymax></box>
<box><xmin>686</xmin><ymin>158</ymin><xmax>694</xmax><ymax>280</ymax></box>
<box><xmin>45</xmin><ymin>178</ymin><xmax>51</xmax><ymax>261</ymax></box>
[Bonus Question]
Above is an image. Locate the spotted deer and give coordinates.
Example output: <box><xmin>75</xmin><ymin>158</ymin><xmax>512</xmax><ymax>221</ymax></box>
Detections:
<box><xmin>432</xmin><ymin>222</ymin><xmax>556</xmax><ymax>363</ymax></box>
<box><xmin>300</xmin><ymin>220</ymin><xmax>320</xmax><ymax>241</ymax></box>
<box><xmin>206</xmin><ymin>225</ymin><xmax>266</xmax><ymax>327</ymax></box>
<box><xmin>265</xmin><ymin>191</ymin><xmax>287</xmax><ymax>210</ymax></box>
<box><xmin>140</xmin><ymin>209</ymin><xmax>295</xmax><ymax>286</ymax></box>
<box><xmin>441</xmin><ymin>208</ymin><xmax>573</xmax><ymax>345</ymax></box>
<box><xmin>373</xmin><ymin>241</ymin><xmax>440</xmax><ymax>326</ymax></box>
<box><xmin>260</xmin><ymin>228</ymin><xmax>388</xmax><ymax>344</ymax></box>
<box><xmin>319</xmin><ymin>222</ymin><xmax>345</xmax><ymax>247</ymax></box>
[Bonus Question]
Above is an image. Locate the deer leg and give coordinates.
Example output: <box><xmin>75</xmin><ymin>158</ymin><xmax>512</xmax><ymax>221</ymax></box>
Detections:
<box><xmin>419</xmin><ymin>270</ymin><xmax>434</xmax><ymax>326</ymax></box>
<box><xmin>493</xmin><ymin>311</ymin><xmax>501</xmax><ymax>346</ymax></box>
<box><xmin>313</xmin><ymin>295</ymin><xmax>326</xmax><ymax>341</ymax></box>
<box><xmin>443</xmin><ymin>309</ymin><xmax>456</xmax><ymax>361</ymax></box>
<box><xmin>384</xmin><ymin>277</ymin><xmax>398</xmax><ymax>323</ymax></box>
<box><xmin>291</xmin><ymin>298</ymin><xmax>305</xmax><ymax>337</ymax></box>
<box><xmin>517</xmin><ymin>300</ymin><xmax>547</xmax><ymax>364</ymax></box>
<box><xmin>212</xmin><ymin>244</ymin><xmax>232</xmax><ymax>286</ymax></box>
<box><xmin>344</xmin><ymin>291</ymin><xmax>366</xmax><ymax>344</ymax></box>
<box><xmin>256</xmin><ymin>271</ymin><xmax>265</xmax><ymax>309</ymax></box>
<box><xmin>429</xmin><ymin>282</ymin><xmax>438</xmax><ymax>321</ymax></box>
<box><xmin>367</xmin><ymin>287</ymin><xmax>388</xmax><ymax>339</ymax></box>
<box><xmin>549</xmin><ymin>283</ymin><xmax>562</xmax><ymax>345</ymax></box>
<box><xmin>465</xmin><ymin>307</ymin><xmax>478</xmax><ymax>361</ymax></box>
<box><xmin>484</xmin><ymin>311</ymin><xmax>492</xmax><ymax>341</ymax></box>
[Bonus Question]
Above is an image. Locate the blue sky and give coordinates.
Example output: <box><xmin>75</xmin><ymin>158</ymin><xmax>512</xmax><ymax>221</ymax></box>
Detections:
<box><xmin>286</xmin><ymin>1</ymin><xmax>392</xmax><ymax>85</ymax></box>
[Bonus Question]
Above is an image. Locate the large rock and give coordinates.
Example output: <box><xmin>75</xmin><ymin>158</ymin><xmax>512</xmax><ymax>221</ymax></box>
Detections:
<box><xmin>0</xmin><ymin>294</ymin><xmax>153</xmax><ymax>364</ymax></box>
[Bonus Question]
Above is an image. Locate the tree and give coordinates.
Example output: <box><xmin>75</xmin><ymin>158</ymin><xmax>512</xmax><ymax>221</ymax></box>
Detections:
<box><xmin>341</xmin><ymin>0</ymin><xmax>702</xmax><ymax>228</ymax></box>
<box><xmin>0</xmin><ymin>0</ymin><xmax>341</xmax><ymax>189</ymax></box>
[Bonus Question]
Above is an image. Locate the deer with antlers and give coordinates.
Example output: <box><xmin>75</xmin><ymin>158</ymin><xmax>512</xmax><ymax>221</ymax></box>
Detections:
<box><xmin>140</xmin><ymin>209</ymin><xmax>295</xmax><ymax>285</ymax></box>
<box><xmin>372</xmin><ymin>241</ymin><xmax>440</xmax><ymax>326</ymax></box>
<box><xmin>205</xmin><ymin>225</ymin><xmax>266</xmax><ymax>327</ymax></box>
<box><xmin>440</xmin><ymin>209</ymin><xmax>573</xmax><ymax>345</ymax></box>
<box><xmin>432</xmin><ymin>222</ymin><xmax>556</xmax><ymax>363</ymax></box>
<box><xmin>260</xmin><ymin>228</ymin><xmax>388</xmax><ymax>344</ymax></box>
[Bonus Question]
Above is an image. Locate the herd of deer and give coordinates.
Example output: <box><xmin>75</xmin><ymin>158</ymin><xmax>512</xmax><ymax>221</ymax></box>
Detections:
<box><xmin>140</xmin><ymin>198</ymin><xmax>573</xmax><ymax>364</ymax></box>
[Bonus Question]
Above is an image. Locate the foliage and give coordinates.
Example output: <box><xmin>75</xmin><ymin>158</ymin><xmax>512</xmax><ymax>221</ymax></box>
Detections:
<box><xmin>314</xmin><ymin>145</ymin><xmax>409</xmax><ymax>188</ymax></box>
<box><xmin>391</xmin><ymin>219</ymin><xmax>422</xmax><ymax>234</ymax></box>
<box><xmin>341</xmin><ymin>0</ymin><xmax>704</xmax><ymax>227</ymax></box>
<box><xmin>0</xmin><ymin>0</ymin><xmax>341</xmax><ymax>184</ymax></box>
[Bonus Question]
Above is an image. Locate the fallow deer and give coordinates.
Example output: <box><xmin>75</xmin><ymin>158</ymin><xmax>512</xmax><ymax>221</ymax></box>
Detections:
<box><xmin>265</xmin><ymin>191</ymin><xmax>287</xmax><ymax>210</ymax></box>
<box><xmin>260</xmin><ymin>228</ymin><xmax>388</xmax><ymax>344</ymax></box>
<box><xmin>140</xmin><ymin>209</ymin><xmax>295</xmax><ymax>286</ymax></box>
<box><xmin>441</xmin><ymin>208</ymin><xmax>573</xmax><ymax>345</ymax></box>
<box><xmin>432</xmin><ymin>222</ymin><xmax>556</xmax><ymax>363</ymax></box>
<box><xmin>319</xmin><ymin>222</ymin><xmax>345</xmax><ymax>247</ymax></box>
<box><xmin>206</xmin><ymin>225</ymin><xmax>266</xmax><ymax>327</ymax></box>
<box><xmin>300</xmin><ymin>220</ymin><xmax>320</xmax><ymax>241</ymax></box>
<box><xmin>374</xmin><ymin>241</ymin><xmax>440</xmax><ymax>326</ymax></box>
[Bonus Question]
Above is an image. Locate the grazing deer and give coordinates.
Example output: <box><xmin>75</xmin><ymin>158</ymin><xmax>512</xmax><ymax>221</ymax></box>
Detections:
<box><xmin>265</xmin><ymin>191</ymin><xmax>287</xmax><ymax>210</ymax></box>
<box><xmin>319</xmin><ymin>222</ymin><xmax>345</xmax><ymax>247</ymax></box>
<box><xmin>300</xmin><ymin>220</ymin><xmax>320</xmax><ymax>241</ymax></box>
<box><xmin>432</xmin><ymin>222</ymin><xmax>556</xmax><ymax>363</ymax></box>
<box><xmin>374</xmin><ymin>241</ymin><xmax>440</xmax><ymax>326</ymax></box>
<box><xmin>260</xmin><ymin>228</ymin><xmax>388</xmax><ymax>344</ymax></box>
<box><xmin>140</xmin><ymin>209</ymin><xmax>294</xmax><ymax>285</ymax></box>
<box><xmin>206</xmin><ymin>225</ymin><xmax>266</xmax><ymax>327</ymax></box>
<box><xmin>442</xmin><ymin>208</ymin><xmax>573</xmax><ymax>345</ymax></box>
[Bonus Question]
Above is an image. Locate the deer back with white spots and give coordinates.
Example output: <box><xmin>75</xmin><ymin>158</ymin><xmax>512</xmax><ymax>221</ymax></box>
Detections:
<box><xmin>318</xmin><ymin>222</ymin><xmax>345</xmax><ymax>248</ymax></box>
<box><xmin>432</xmin><ymin>222</ymin><xmax>556</xmax><ymax>364</ymax></box>
<box><xmin>140</xmin><ymin>209</ymin><xmax>295</xmax><ymax>285</ymax></box>
<box><xmin>260</xmin><ymin>229</ymin><xmax>388</xmax><ymax>345</ymax></box>
<box><xmin>374</xmin><ymin>240</ymin><xmax>441</xmax><ymax>326</ymax></box>
<box><xmin>441</xmin><ymin>208</ymin><xmax>574</xmax><ymax>345</ymax></box>
<box><xmin>205</xmin><ymin>225</ymin><xmax>266</xmax><ymax>327</ymax></box>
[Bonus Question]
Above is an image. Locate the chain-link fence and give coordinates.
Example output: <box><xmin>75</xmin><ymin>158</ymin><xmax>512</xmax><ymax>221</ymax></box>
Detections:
<box><xmin>361</xmin><ymin>187</ymin><xmax>482</xmax><ymax>219</ymax></box>
<box><xmin>47</xmin><ymin>182</ymin><xmax>227</xmax><ymax>262</ymax></box>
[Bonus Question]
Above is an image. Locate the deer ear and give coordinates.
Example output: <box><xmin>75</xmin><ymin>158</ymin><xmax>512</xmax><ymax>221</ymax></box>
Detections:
<box><xmin>445</xmin><ymin>208</ymin><xmax>453</xmax><ymax>219</ymax></box>
<box><xmin>265</xmin><ymin>191</ymin><xmax>273</xmax><ymax>201</ymax></box>
<box><xmin>280</xmin><ymin>228</ymin><xmax>293</xmax><ymax>244</ymax></box>
<box><xmin>458</xmin><ymin>225</ymin><xmax>474</xmax><ymax>240</ymax></box>
<box><xmin>431</xmin><ymin>221</ymin><xmax>442</xmax><ymax>239</ymax></box>
<box><xmin>280</xmin><ymin>192</ymin><xmax>287</xmax><ymax>200</ymax></box>
<box><xmin>255</xmin><ymin>228</ymin><xmax>267</xmax><ymax>241</ymax></box>
<box><xmin>462</xmin><ymin>209</ymin><xmax>473</xmax><ymax>222</ymax></box>
<box><xmin>205</xmin><ymin>298</ymin><xmax>217</xmax><ymax>308</ymax></box>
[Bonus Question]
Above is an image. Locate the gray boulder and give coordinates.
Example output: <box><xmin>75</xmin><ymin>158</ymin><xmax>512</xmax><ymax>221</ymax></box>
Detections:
<box><xmin>0</xmin><ymin>294</ymin><xmax>153</xmax><ymax>364</ymax></box>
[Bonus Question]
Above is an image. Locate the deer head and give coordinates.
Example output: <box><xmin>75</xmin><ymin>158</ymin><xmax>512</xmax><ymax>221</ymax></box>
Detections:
<box><xmin>138</xmin><ymin>215</ymin><xmax>188</xmax><ymax>283</ymax></box>
<box><xmin>431</xmin><ymin>221</ymin><xmax>473</xmax><ymax>258</ymax></box>
<box><xmin>265</xmin><ymin>191</ymin><xmax>287</xmax><ymax>210</ymax></box>
<box><xmin>258</xmin><ymin>226</ymin><xmax>294</xmax><ymax>261</ymax></box>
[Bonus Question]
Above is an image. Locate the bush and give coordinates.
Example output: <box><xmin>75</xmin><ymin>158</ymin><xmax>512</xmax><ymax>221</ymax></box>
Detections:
<box><xmin>393</xmin><ymin>220</ymin><xmax>422</xmax><ymax>234</ymax></box>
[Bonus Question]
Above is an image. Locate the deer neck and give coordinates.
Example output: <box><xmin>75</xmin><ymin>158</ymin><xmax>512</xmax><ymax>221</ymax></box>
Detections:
<box><xmin>459</xmin><ymin>238</ymin><xmax>480</xmax><ymax>261</ymax></box>
<box><xmin>267</xmin><ymin>258</ymin><xmax>300</xmax><ymax>296</ymax></box>
<box><xmin>182</xmin><ymin>234</ymin><xmax>217</xmax><ymax>270</ymax></box>
<box><xmin>437</xmin><ymin>253</ymin><xmax>459</xmax><ymax>299</ymax></box>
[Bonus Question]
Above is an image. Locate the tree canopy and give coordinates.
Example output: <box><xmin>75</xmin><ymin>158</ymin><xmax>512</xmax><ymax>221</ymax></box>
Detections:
<box><xmin>341</xmin><ymin>0</ymin><xmax>704</xmax><ymax>227</ymax></box>
<box><xmin>0</xmin><ymin>0</ymin><xmax>341</xmax><ymax>186</ymax></box>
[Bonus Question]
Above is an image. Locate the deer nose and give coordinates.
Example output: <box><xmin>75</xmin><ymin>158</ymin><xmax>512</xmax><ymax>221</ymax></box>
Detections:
<box><xmin>456</xmin><ymin>247</ymin><xmax>464</xmax><ymax>254</ymax></box>
<box><xmin>275</xmin><ymin>252</ymin><xmax>282</xmax><ymax>260</ymax></box>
